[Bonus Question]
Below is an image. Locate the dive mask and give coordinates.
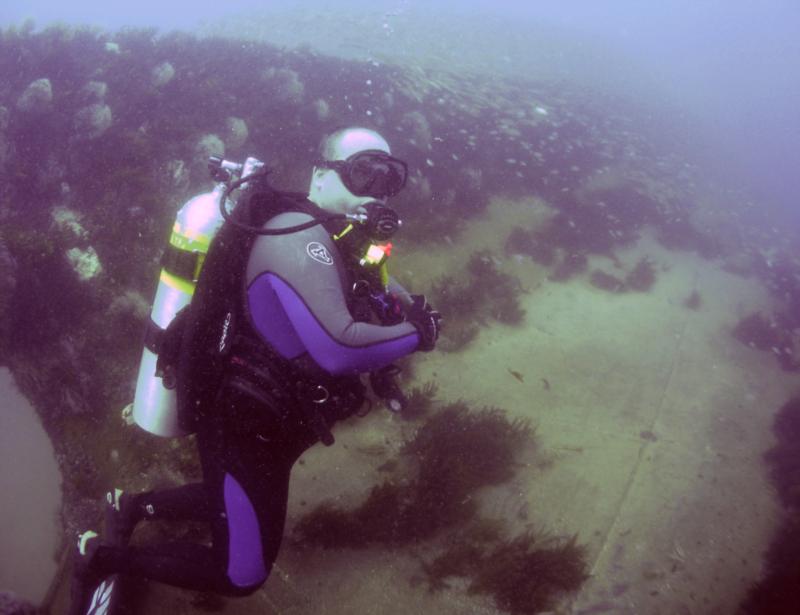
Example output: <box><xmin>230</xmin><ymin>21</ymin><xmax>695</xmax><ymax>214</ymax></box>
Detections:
<box><xmin>317</xmin><ymin>150</ymin><xmax>408</xmax><ymax>198</ymax></box>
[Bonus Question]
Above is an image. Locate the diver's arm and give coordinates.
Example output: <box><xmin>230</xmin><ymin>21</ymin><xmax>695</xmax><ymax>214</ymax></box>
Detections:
<box><xmin>246</xmin><ymin>212</ymin><xmax>420</xmax><ymax>375</ymax></box>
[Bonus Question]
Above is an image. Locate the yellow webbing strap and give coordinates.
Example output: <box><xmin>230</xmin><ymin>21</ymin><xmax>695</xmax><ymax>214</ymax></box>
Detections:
<box><xmin>159</xmin><ymin>268</ymin><xmax>196</xmax><ymax>295</ymax></box>
<box><xmin>379</xmin><ymin>262</ymin><xmax>390</xmax><ymax>288</ymax></box>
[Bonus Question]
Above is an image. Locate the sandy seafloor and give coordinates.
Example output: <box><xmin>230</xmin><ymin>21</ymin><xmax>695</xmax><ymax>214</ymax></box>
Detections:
<box><xmin>50</xmin><ymin>195</ymin><xmax>794</xmax><ymax>614</ymax></box>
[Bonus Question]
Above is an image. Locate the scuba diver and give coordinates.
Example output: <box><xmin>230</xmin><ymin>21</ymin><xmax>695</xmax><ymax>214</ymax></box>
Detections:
<box><xmin>69</xmin><ymin>126</ymin><xmax>441</xmax><ymax>614</ymax></box>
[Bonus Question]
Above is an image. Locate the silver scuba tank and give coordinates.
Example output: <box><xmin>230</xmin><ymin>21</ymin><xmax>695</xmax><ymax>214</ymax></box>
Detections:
<box><xmin>132</xmin><ymin>183</ymin><xmax>228</xmax><ymax>436</ymax></box>
<box><xmin>132</xmin><ymin>156</ymin><xmax>264</xmax><ymax>437</ymax></box>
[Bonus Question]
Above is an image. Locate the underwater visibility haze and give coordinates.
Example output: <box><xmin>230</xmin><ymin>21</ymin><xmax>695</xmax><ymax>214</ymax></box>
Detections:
<box><xmin>0</xmin><ymin>1</ymin><xmax>799</xmax><ymax>614</ymax></box>
<box><xmin>4</xmin><ymin>0</ymin><xmax>799</xmax><ymax>219</ymax></box>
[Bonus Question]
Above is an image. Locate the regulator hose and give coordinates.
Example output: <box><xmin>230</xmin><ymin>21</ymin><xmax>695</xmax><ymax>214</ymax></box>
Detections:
<box><xmin>219</xmin><ymin>171</ymin><xmax>345</xmax><ymax>235</ymax></box>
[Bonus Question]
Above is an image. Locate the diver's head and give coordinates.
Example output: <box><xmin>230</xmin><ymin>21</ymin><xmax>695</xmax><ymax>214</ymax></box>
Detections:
<box><xmin>308</xmin><ymin>127</ymin><xmax>408</xmax><ymax>216</ymax></box>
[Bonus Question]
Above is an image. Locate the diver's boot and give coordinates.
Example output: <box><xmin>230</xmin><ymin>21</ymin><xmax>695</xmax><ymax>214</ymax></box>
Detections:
<box><xmin>105</xmin><ymin>488</ymin><xmax>143</xmax><ymax>546</ymax></box>
<box><xmin>67</xmin><ymin>530</ymin><xmax>103</xmax><ymax>615</ymax></box>
<box><xmin>106</xmin><ymin>487</ymin><xmax>165</xmax><ymax>543</ymax></box>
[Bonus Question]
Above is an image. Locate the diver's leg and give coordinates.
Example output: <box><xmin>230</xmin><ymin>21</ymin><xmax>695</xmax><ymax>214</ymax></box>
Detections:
<box><xmin>90</xmin><ymin>540</ymin><xmax>253</xmax><ymax>596</ymax></box>
<box><xmin>126</xmin><ymin>483</ymin><xmax>210</xmax><ymax>520</ymax></box>
<box><xmin>109</xmin><ymin>482</ymin><xmax>210</xmax><ymax>544</ymax></box>
<box><xmin>87</xmin><ymin>406</ymin><xmax>305</xmax><ymax>595</ymax></box>
<box><xmin>193</xmin><ymin>405</ymin><xmax>308</xmax><ymax>592</ymax></box>
<box><xmin>91</xmin><ymin>463</ymin><xmax>294</xmax><ymax>594</ymax></box>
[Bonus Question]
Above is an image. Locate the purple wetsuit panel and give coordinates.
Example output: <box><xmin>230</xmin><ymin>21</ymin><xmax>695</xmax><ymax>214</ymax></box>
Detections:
<box><xmin>262</xmin><ymin>274</ymin><xmax>418</xmax><ymax>374</ymax></box>
<box><xmin>223</xmin><ymin>473</ymin><xmax>267</xmax><ymax>587</ymax></box>
<box><xmin>247</xmin><ymin>273</ymin><xmax>306</xmax><ymax>359</ymax></box>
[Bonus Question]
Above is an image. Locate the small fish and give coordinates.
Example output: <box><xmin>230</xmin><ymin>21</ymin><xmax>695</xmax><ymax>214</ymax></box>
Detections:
<box><xmin>507</xmin><ymin>368</ymin><xmax>524</xmax><ymax>383</ymax></box>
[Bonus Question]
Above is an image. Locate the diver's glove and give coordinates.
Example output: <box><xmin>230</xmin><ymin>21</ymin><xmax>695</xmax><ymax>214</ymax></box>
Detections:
<box><xmin>405</xmin><ymin>294</ymin><xmax>442</xmax><ymax>352</ymax></box>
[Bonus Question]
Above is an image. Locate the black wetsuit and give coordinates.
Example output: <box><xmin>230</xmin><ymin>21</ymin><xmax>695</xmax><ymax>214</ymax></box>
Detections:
<box><xmin>90</xmin><ymin>194</ymin><xmax>421</xmax><ymax>596</ymax></box>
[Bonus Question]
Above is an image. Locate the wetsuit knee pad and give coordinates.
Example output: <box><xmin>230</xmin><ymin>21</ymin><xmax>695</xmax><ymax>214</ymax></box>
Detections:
<box><xmin>222</xmin><ymin>474</ymin><xmax>270</xmax><ymax>590</ymax></box>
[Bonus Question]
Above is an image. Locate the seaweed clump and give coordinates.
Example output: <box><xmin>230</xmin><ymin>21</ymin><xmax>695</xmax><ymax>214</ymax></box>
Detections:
<box><xmin>506</xmin><ymin>227</ymin><xmax>556</xmax><ymax>267</ymax></box>
<box><xmin>732</xmin><ymin>312</ymin><xmax>783</xmax><ymax>351</ymax></box>
<box><xmin>589</xmin><ymin>258</ymin><xmax>658</xmax><ymax>294</ymax></box>
<box><xmin>684</xmin><ymin>289</ymin><xmax>702</xmax><ymax>310</ymax></box>
<box><xmin>655</xmin><ymin>211</ymin><xmax>720</xmax><ymax>258</ymax></box>
<box><xmin>740</xmin><ymin>516</ymin><xmax>800</xmax><ymax>615</ymax></box>
<box><xmin>739</xmin><ymin>396</ymin><xmax>800</xmax><ymax>614</ymax></box>
<box><xmin>589</xmin><ymin>270</ymin><xmax>626</xmax><ymax>293</ymax></box>
<box><xmin>428</xmin><ymin>250</ymin><xmax>526</xmax><ymax>352</ymax></box>
<box><xmin>624</xmin><ymin>257</ymin><xmax>657</xmax><ymax>292</ymax></box>
<box><xmin>294</xmin><ymin>403</ymin><xmax>532</xmax><ymax>548</ymax></box>
<box><xmin>400</xmin><ymin>380</ymin><xmax>439</xmax><ymax>421</ymax></box>
<box><xmin>732</xmin><ymin>312</ymin><xmax>797</xmax><ymax>371</ymax></box>
<box><xmin>425</xmin><ymin>530</ymin><xmax>589</xmax><ymax>615</ymax></box>
<box><xmin>548</xmin><ymin>251</ymin><xmax>588</xmax><ymax>282</ymax></box>
<box><xmin>764</xmin><ymin>396</ymin><xmax>800</xmax><ymax>510</ymax></box>
<box><xmin>403</xmin><ymin>404</ymin><xmax>531</xmax><ymax>534</ymax></box>
<box><xmin>466</xmin><ymin>251</ymin><xmax>526</xmax><ymax>325</ymax></box>
<box><xmin>428</xmin><ymin>275</ymin><xmax>481</xmax><ymax>352</ymax></box>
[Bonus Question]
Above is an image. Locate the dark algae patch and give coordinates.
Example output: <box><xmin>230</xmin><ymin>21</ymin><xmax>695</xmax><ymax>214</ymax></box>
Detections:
<box><xmin>764</xmin><ymin>397</ymin><xmax>800</xmax><ymax>511</ymax></box>
<box><xmin>295</xmin><ymin>402</ymin><xmax>532</xmax><ymax>546</ymax></box>
<box><xmin>549</xmin><ymin>251</ymin><xmax>589</xmax><ymax>282</ymax></box>
<box><xmin>624</xmin><ymin>257</ymin><xmax>657</xmax><ymax>292</ymax></box>
<box><xmin>590</xmin><ymin>270</ymin><xmax>626</xmax><ymax>293</ymax></box>
<box><xmin>589</xmin><ymin>257</ymin><xmax>659</xmax><ymax>294</ymax></box>
<box><xmin>683</xmin><ymin>289</ymin><xmax>702</xmax><ymax>310</ymax></box>
<box><xmin>472</xmin><ymin>534</ymin><xmax>588</xmax><ymax>614</ymax></box>
<box><xmin>427</xmin><ymin>249</ymin><xmax>527</xmax><ymax>352</ymax></box>
<box><xmin>506</xmin><ymin>227</ymin><xmax>556</xmax><ymax>267</ymax></box>
<box><xmin>739</xmin><ymin>396</ymin><xmax>800</xmax><ymax>614</ymax></box>
<box><xmin>733</xmin><ymin>312</ymin><xmax>785</xmax><ymax>351</ymax></box>
<box><xmin>294</xmin><ymin>400</ymin><xmax>590</xmax><ymax>612</ymax></box>
<box><xmin>399</xmin><ymin>380</ymin><xmax>439</xmax><ymax>421</ymax></box>
<box><xmin>424</xmin><ymin>525</ymin><xmax>588</xmax><ymax>615</ymax></box>
<box><xmin>732</xmin><ymin>312</ymin><xmax>798</xmax><ymax>372</ymax></box>
<box><xmin>466</xmin><ymin>250</ymin><xmax>527</xmax><ymax>325</ymax></box>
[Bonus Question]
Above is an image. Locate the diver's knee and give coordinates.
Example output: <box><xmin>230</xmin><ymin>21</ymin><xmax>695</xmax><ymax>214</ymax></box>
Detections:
<box><xmin>224</xmin><ymin>562</ymin><xmax>271</xmax><ymax>596</ymax></box>
<box><xmin>224</xmin><ymin>573</ymin><xmax>269</xmax><ymax>596</ymax></box>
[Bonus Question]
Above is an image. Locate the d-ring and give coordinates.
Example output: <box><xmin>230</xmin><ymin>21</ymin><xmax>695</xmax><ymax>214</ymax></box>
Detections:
<box><xmin>311</xmin><ymin>385</ymin><xmax>330</xmax><ymax>404</ymax></box>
